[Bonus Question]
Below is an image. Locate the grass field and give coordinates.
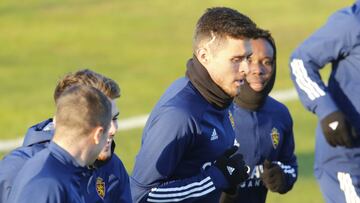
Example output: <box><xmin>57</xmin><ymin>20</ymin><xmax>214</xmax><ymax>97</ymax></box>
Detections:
<box><xmin>0</xmin><ymin>0</ymin><xmax>354</xmax><ymax>202</ymax></box>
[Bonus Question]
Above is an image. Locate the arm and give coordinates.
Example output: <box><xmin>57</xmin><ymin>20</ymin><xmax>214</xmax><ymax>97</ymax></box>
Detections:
<box><xmin>130</xmin><ymin>108</ymin><xmax>230</xmax><ymax>203</ymax></box>
<box><xmin>289</xmin><ymin>10</ymin><xmax>360</xmax><ymax>147</ymax></box>
<box><xmin>0</xmin><ymin>145</ymin><xmax>46</xmax><ymax>203</ymax></box>
<box><xmin>276</xmin><ymin>114</ymin><xmax>297</xmax><ymax>193</ymax></box>
<box><xmin>289</xmin><ymin>11</ymin><xmax>359</xmax><ymax>119</ymax></box>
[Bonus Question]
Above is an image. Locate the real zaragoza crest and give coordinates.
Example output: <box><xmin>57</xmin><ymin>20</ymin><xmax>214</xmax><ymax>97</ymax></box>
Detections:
<box><xmin>270</xmin><ymin>128</ymin><xmax>280</xmax><ymax>149</ymax></box>
<box><xmin>96</xmin><ymin>177</ymin><xmax>105</xmax><ymax>199</ymax></box>
<box><xmin>228</xmin><ymin>110</ymin><xmax>235</xmax><ymax>130</ymax></box>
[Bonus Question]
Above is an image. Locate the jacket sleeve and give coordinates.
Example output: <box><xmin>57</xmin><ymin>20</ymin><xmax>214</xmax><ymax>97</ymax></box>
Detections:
<box><xmin>289</xmin><ymin>9</ymin><xmax>360</xmax><ymax>119</ymax></box>
<box><xmin>276</xmin><ymin>109</ymin><xmax>297</xmax><ymax>193</ymax></box>
<box><xmin>0</xmin><ymin>145</ymin><xmax>46</xmax><ymax>203</ymax></box>
<box><xmin>130</xmin><ymin>108</ymin><xmax>228</xmax><ymax>203</ymax></box>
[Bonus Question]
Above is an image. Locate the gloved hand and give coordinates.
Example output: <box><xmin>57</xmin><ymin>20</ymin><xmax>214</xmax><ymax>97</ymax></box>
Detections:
<box><xmin>320</xmin><ymin>111</ymin><xmax>355</xmax><ymax>148</ymax></box>
<box><xmin>214</xmin><ymin>146</ymin><xmax>249</xmax><ymax>189</ymax></box>
<box><xmin>219</xmin><ymin>191</ymin><xmax>238</xmax><ymax>203</ymax></box>
<box><xmin>261</xmin><ymin>160</ymin><xmax>287</xmax><ymax>194</ymax></box>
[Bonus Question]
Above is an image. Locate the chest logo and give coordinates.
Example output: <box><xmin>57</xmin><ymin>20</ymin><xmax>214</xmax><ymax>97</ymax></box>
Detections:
<box><xmin>270</xmin><ymin>128</ymin><xmax>280</xmax><ymax>149</ymax></box>
<box><xmin>96</xmin><ymin>177</ymin><xmax>106</xmax><ymax>199</ymax></box>
<box><xmin>211</xmin><ymin>129</ymin><xmax>218</xmax><ymax>141</ymax></box>
<box><xmin>227</xmin><ymin>166</ymin><xmax>235</xmax><ymax>175</ymax></box>
<box><xmin>228</xmin><ymin>110</ymin><xmax>235</xmax><ymax>130</ymax></box>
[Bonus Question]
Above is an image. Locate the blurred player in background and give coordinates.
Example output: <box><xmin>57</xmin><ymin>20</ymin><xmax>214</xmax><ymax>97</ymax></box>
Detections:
<box><xmin>289</xmin><ymin>1</ymin><xmax>360</xmax><ymax>202</ymax></box>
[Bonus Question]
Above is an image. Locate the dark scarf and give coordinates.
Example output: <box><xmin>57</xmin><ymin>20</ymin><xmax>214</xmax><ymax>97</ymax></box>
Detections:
<box><xmin>186</xmin><ymin>56</ymin><xmax>233</xmax><ymax>109</ymax></box>
<box><xmin>234</xmin><ymin>37</ymin><xmax>277</xmax><ymax>111</ymax></box>
<box><xmin>233</xmin><ymin>73</ymin><xmax>275</xmax><ymax>111</ymax></box>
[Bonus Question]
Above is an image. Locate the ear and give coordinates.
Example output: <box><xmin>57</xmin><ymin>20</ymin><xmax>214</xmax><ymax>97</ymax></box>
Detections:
<box><xmin>196</xmin><ymin>47</ymin><xmax>210</xmax><ymax>65</ymax></box>
<box><xmin>93</xmin><ymin>127</ymin><xmax>105</xmax><ymax>145</ymax></box>
<box><xmin>53</xmin><ymin>116</ymin><xmax>56</xmax><ymax>128</ymax></box>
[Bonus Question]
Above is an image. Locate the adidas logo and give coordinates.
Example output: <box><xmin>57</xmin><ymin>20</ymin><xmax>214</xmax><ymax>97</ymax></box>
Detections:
<box><xmin>210</xmin><ymin>129</ymin><xmax>218</xmax><ymax>141</ymax></box>
<box><xmin>227</xmin><ymin>166</ymin><xmax>235</xmax><ymax>175</ymax></box>
<box><xmin>329</xmin><ymin>121</ymin><xmax>339</xmax><ymax>130</ymax></box>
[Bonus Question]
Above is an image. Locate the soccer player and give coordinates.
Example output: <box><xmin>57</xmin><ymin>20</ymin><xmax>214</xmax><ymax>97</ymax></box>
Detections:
<box><xmin>289</xmin><ymin>1</ymin><xmax>360</xmax><ymax>202</ymax></box>
<box><xmin>220</xmin><ymin>29</ymin><xmax>297</xmax><ymax>203</ymax></box>
<box><xmin>8</xmin><ymin>85</ymin><xmax>112</xmax><ymax>202</ymax></box>
<box><xmin>0</xmin><ymin>69</ymin><xmax>131</xmax><ymax>203</ymax></box>
<box><xmin>130</xmin><ymin>7</ymin><xmax>258</xmax><ymax>203</ymax></box>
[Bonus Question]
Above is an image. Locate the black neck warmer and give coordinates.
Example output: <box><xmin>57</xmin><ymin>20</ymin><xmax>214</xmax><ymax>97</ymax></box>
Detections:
<box><xmin>233</xmin><ymin>72</ymin><xmax>275</xmax><ymax>111</ymax></box>
<box><xmin>186</xmin><ymin>56</ymin><xmax>233</xmax><ymax>109</ymax></box>
<box><xmin>234</xmin><ymin>37</ymin><xmax>277</xmax><ymax>111</ymax></box>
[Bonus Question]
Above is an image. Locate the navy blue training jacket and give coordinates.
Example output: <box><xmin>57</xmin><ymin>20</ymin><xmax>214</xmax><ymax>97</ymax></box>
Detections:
<box><xmin>131</xmin><ymin>77</ymin><xmax>236</xmax><ymax>203</ymax></box>
<box><xmin>231</xmin><ymin>96</ymin><xmax>297</xmax><ymax>203</ymax></box>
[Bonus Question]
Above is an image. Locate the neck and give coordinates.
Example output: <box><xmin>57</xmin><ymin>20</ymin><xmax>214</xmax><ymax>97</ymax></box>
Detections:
<box><xmin>185</xmin><ymin>55</ymin><xmax>233</xmax><ymax>109</ymax></box>
<box><xmin>53</xmin><ymin>135</ymin><xmax>90</xmax><ymax>167</ymax></box>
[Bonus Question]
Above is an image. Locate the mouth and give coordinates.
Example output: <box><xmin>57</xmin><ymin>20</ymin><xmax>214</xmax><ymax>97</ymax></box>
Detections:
<box><xmin>249</xmin><ymin>82</ymin><xmax>265</xmax><ymax>91</ymax></box>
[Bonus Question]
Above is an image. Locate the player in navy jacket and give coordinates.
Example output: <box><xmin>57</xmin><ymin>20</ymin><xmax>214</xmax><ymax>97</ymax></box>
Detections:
<box><xmin>0</xmin><ymin>69</ymin><xmax>131</xmax><ymax>203</ymax></box>
<box><xmin>289</xmin><ymin>1</ymin><xmax>360</xmax><ymax>202</ymax></box>
<box><xmin>8</xmin><ymin>85</ymin><xmax>113</xmax><ymax>203</ymax></box>
<box><xmin>220</xmin><ymin>30</ymin><xmax>297</xmax><ymax>203</ymax></box>
<box><xmin>130</xmin><ymin>7</ymin><xmax>259</xmax><ymax>203</ymax></box>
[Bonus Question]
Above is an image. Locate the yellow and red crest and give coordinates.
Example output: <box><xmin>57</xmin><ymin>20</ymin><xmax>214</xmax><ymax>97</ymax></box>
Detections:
<box><xmin>228</xmin><ymin>110</ymin><xmax>235</xmax><ymax>130</ymax></box>
<box><xmin>96</xmin><ymin>177</ymin><xmax>106</xmax><ymax>199</ymax></box>
<box><xmin>270</xmin><ymin>128</ymin><xmax>280</xmax><ymax>149</ymax></box>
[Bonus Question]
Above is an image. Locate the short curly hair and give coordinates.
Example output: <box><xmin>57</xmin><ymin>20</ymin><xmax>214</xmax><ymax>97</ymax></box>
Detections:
<box><xmin>54</xmin><ymin>69</ymin><xmax>121</xmax><ymax>103</ymax></box>
<box><xmin>193</xmin><ymin>7</ymin><xmax>258</xmax><ymax>52</ymax></box>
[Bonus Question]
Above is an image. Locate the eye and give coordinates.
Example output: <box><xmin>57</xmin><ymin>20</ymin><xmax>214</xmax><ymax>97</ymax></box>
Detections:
<box><xmin>263</xmin><ymin>59</ymin><xmax>273</xmax><ymax>66</ymax></box>
<box><xmin>112</xmin><ymin>115</ymin><xmax>119</xmax><ymax>121</ymax></box>
<box><xmin>231</xmin><ymin>56</ymin><xmax>247</xmax><ymax>63</ymax></box>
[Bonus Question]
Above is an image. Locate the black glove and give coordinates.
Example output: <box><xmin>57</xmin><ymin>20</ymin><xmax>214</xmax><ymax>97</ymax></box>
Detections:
<box><xmin>320</xmin><ymin>111</ymin><xmax>355</xmax><ymax>148</ymax></box>
<box><xmin>261</xmin><ymin>160</ymin><xmax>287</xmax><ymax>194</ymax></box>
<box><xmin>214</xmin><ymin>146</ymin><xmax>249</xmax><ymax>189</ymax></box>
<box><xmin>219</xmin><ymin>191</ymin><xmax>238</xmax><ymax>203</ymax></box>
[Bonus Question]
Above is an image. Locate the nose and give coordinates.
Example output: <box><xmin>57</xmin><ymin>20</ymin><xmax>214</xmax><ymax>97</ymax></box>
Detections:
<box><xmin>108</xmin><ymin>120</ymin><xmax>118</xmax><ymax>138</ymax></box>
<box><xmin>249</xmin><ymin>62</ymin><xmax>265</xmax><ymax>75</ymax></box>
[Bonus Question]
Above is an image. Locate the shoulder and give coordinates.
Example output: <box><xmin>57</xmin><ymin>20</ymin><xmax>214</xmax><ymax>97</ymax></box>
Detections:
<box><xmin>0</xmin><ymin>145</ymin><xmax>45</xmax><ymax>181</ymax></box>
<box><xmin>101</xmin><ymin>154</ymin><xmax>129</xmax><ymax>178</ymax></box>
<box><xmin>16</xmin><ymin>177</ymin><xmax>65</xmax><ymax>202</ymax></box>
<box><xmin>263</xmin><ymin>97</ymin><xmax>292</xmax><ymax>121</ymax></box>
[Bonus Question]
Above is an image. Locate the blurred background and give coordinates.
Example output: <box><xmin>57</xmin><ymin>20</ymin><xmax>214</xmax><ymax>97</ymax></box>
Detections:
<box><xmin>0</xmin><ymin>0</ymin><xmax>354</xmax><ymax>202</ymax></box>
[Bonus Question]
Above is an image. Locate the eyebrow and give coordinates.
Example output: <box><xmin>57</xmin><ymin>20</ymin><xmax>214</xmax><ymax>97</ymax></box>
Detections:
<box><xmin>112</xmin><ymin>112</ymin><xmax>120</xmax><ymax>118</ymax></box>
<box><xmin>232</xmin><ymin>51</ymin><xmax>253</xmax><ymax>59</ymax></box>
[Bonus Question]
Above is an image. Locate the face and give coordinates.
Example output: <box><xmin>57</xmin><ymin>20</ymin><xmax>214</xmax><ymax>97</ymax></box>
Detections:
<box><xmin>200</xmin><ymin>36</ymin><xmax>252</xmax><ymax>97</ymax></box>
<box><xmin>246</xmin><ymin>38</ymin><xmax>274</xmax><ymax>92</ymax></box>
<box><xmin>97</xmin><ymin>99</ymin><xmax>119</xmax><ymax>161</ymax></box>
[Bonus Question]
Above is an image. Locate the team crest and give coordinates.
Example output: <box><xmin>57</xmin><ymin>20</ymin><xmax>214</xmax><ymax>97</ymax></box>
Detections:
<box><xmin>270</xmin><ymin>128</ymin><xmax>280</xmax><ymax>149</ymax></box>
<box><xmin>228</xmin><ymin>110</ymin><xmax>235</xmax><ymax>130</ymax></box>
<box><xmin>96</xmin><ymin>177</ymin><xmax>105</xmax><ymax>199</ymax></box>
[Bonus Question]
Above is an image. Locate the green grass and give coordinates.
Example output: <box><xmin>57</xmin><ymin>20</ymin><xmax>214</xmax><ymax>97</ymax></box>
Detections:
<box><xmin>0</xmin><ymin>0</ymin><xmax>354</xmax><ymax>202</ymax></box>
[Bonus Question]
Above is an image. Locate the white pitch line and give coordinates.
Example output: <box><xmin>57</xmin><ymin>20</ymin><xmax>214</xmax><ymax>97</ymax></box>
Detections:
<box><xmin>0</xmin><ymin>88</ymin><xmax>298</xmax><ymax>152</ymax></box>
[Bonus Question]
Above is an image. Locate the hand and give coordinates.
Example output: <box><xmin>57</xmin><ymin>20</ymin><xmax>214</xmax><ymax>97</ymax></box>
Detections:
<box><xmin>261</xmin><ymin>160</ymin><xmax>287</xmax><ymax>194</ymax></box>
<box><xmin>320</xmin><ymin>111</ymin><xmax>355</xmax><ymax>148</ymax></box>
<box><xmin>214</xmin><ymin>146</ymin><xmax>249</xmax><ymax>188</ymax></box>
<box><xmin>219</xmin><ymin>191</ymin><xmax>238</xmax><ymax>203</ymax></box>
